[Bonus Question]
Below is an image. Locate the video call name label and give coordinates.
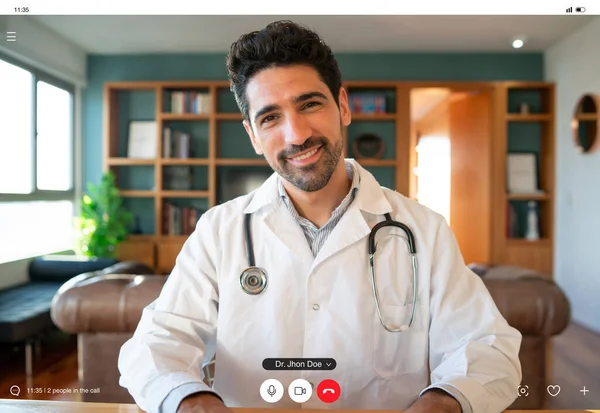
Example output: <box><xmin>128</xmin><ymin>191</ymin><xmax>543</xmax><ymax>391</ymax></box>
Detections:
<box><xmin>263</xmin><ymin>358</ymin><xmax>337</xmax><ymax>371</ymax></box>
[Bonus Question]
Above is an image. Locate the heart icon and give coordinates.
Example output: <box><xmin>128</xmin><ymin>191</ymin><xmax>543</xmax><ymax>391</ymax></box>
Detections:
<box><xmin>547</xmin><ymin>385</ymin><xmax>561</xmax><ymax>397</ymax></box>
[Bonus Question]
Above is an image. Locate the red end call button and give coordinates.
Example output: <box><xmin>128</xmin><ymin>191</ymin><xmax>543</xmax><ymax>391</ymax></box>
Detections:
<box><xmin>317</xmin><ymin>379</ymin><xmax>341</xmax><ymax>403</ymax></box>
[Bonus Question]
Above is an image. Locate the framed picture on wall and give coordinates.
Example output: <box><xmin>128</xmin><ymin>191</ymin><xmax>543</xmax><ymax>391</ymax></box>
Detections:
<box><xmin>506</xmin><ymin>152</ymin><xmax>541</xmax><ymax>194</ymax></box>
<box><xmin>128</xmin><ymin>121</ymin><xmax>157</xmax><ymax>159</ymax></box>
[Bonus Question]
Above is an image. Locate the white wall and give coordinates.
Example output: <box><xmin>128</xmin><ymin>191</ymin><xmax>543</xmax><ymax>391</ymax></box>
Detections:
<box><xmin>545</xmin><ymin>17</ymin><xmax>600</xmax><ymax>334</ymax></box>
<box><xmin>0</xmin><ymin>16</ymin><xmax>86</xmax><ymax>287</ymax></box>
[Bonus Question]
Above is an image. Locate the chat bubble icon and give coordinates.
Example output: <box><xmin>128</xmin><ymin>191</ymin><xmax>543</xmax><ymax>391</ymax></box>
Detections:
<box><xmin>10</xmin><ymin>385</ymin><xmax>21</xmax><ymax>397</ymax></box>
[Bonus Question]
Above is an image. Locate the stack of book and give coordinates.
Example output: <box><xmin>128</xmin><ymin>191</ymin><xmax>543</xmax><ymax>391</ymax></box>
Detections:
<box><xmin>349</xmin><ymin>93</ymin><xmax>387</xmax><ymax>114</ymax></box>
<box><xmin>163</xmin><ymin>202</ymin><xmax>205</xmax><ymax>236</ymax></box>
<box><xmin>163</xmin><ymin>127</ymin><xmax>191</xmax><ymax>158</ymax></box>
<box><xmin>170</xmin><ymin>91</ymin><xmax>211</xmax><ymax>114</ymax></box>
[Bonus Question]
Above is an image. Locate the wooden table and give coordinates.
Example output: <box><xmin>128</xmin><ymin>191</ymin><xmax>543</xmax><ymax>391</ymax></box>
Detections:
<box><xmin>0</xmin><ymin>400</ymin><xmax>599</xmax><ymax>413</ymax></box>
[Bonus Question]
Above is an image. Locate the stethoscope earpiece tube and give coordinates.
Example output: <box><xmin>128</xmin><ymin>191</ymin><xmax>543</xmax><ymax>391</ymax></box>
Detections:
<box><xmin>369</xmin><ymin>213</ymin><xmax>418</xmax><ymax>333</ymax></box>
<box><xmin>241</xmin><ymin>213</ymin><xmax>268</xmax><ymax>295</ymax></box>
<box><xmin>244</xmin><ymin>213</ymin><xmax>256</xmax><ymax>267</ymax></box>
<box><xmin>369</xmin><ymin>213</ymin><xmax>417</xmax><ymax>255</ymax></box>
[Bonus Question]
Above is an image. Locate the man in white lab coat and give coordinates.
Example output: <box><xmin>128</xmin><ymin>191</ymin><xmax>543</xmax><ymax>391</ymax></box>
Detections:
<box><xmin>118</xmin><ymin>20</ymin><xmax>522</xmax><ymax>413</ymax></box>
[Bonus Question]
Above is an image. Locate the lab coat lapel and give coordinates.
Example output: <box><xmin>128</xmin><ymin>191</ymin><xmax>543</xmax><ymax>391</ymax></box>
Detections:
<box><xmin>310</xmin><ymin>160</ymin><xmax>393</xmax><ymax>270</ymax></box>
<box><xmin>243</xmin><ymin>171</ymin><xmax>314</xmax><ymax>263</ymax></box>
<box><xmin>310</xmin><ymin>205</ymin><xmax>371</xmax><ymax>271</ymax></box>
<box><xmin>264</xmin><ymin>204</ymin><xmax>314</xmax><ymax>263</ymax></box>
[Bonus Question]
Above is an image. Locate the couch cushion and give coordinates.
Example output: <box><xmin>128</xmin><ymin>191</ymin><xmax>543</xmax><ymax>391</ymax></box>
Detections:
<box><xmin>0</xmin><ymin>282</ymin><xmax>64</xmax><ymax>343</ymax></box>
<box><xmin>28</xmin><ymin>255</ymin><xmax>118</xmax><ymax>282</ymax></box>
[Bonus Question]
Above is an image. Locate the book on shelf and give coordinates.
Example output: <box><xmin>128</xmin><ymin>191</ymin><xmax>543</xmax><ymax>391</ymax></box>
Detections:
<box><xmin>170</xmin><ymin>91</ymin><xmax>211</xmax><ymax>114</ymax></box>
<box><xmin>163</xmin><ymin>202</ymin><xmax>204</xmax><ymax>236</ymax></box>
<box><xmin>348</xmin><ymin>93</ymin><xmax>387</xmax><ymax>114</ymax></box>
<box><xmin>163</xmin><ymin>127</ymin><xmax>192</xmax><ymax>158</ymax></box>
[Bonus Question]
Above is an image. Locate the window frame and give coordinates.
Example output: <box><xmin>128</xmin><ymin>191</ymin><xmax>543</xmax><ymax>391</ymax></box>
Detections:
<box><xmin>0</xmin><ymin>51</ymin><xmax>75</xmax><ymax>202</ymax></box>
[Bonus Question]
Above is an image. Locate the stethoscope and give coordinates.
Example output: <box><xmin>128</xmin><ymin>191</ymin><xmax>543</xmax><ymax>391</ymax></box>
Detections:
<box><xmin>239</xmin><ymin>212</ymin><xmax>418</xmax><ymax>333</ymax></box>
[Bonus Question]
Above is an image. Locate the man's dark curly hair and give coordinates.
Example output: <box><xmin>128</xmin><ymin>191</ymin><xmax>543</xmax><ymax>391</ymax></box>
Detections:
<box><xmin>226</xmin><ymin>20</ymin><xmax>342</xmax><ymax>123</ymax></box>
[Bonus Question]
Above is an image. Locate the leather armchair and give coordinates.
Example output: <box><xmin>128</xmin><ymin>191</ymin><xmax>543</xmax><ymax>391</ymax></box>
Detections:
<box><xmin>51</xmin><ymin>262</ymin><xmax>162</xmax><ymax>403</ymax></box>
<box><xmin>478</xmin><ymin>266</ymin><xmax>571</xmax><ymax>408</ymax></box>
<box><xmin>51</xmin><ymin>263</ymin><xmax>570</xmax><ymax>408</ymax></box>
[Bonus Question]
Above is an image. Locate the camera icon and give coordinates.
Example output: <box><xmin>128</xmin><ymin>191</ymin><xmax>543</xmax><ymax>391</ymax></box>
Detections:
<box><xmin>288</xmin><ymin>379</ymin><xmax>312</xmax><ymax>403</ymax></box>
<box><xmin>294</xmin><ymin>386</ymin><xmax>306</xmax><ymax>395</ymax></box>
<box><xmin>518</xmin><ymin>384</ymin><xmax>529</xmax><ymax>397</ymax></box>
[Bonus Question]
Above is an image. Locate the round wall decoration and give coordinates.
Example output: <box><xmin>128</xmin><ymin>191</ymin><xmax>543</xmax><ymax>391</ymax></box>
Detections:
<box><xmin>353</xmin><ymin>133</ymin><xmax>385</xmax><ymax>159</ymax></box>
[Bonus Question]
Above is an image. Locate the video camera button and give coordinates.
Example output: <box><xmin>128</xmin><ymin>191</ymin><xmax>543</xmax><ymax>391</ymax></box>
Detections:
<box><xmin>288</xmin><ymin>378</ymin><xmax>312</xmax><ymax>403</ymax></box>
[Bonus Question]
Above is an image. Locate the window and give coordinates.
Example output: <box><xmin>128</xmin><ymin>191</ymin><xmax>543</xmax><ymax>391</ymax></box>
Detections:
<box><xmin>0</xmin><ymin>59</ymin><xmax>32</xmax><ymax>194</ymax></box>
<box><xmin>0</xmin><ymin>55</ymin><xmax>75</xmax><ymax>264</ymax></box>
<box><xmin>415</xmin><ymin>136</ymin><xmax>451</xmax><ymax>225</ymax></box>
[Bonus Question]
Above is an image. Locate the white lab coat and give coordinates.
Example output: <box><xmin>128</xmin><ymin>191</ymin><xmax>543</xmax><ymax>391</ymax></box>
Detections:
<box><xmin>118</xmin><ymin>159</ymin><xmax>522</xmax><ymax>413</ymax></box>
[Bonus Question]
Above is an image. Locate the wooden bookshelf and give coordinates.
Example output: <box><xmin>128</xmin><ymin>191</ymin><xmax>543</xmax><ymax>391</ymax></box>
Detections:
<box><xmin>506</xmin><ymin>193</ymin><xmax>550</xmax><ymax>201</ymax></box>
<box><xmin>102</xmin><ymin>80</ymin><xmax>409</xmax><ymax>273</ymax></box>
<box><xmin>160</xmin><ymin>113</ymin><xmax>211</xmax><ymax>121</ymax></box>
<box><xmin>215</xmin><ymin>158</ymin><xmax>268</xmax><ymax>166</ymax></box>
<box><xmin>160</xmin><ymin>190</ymin><xmax>210</xmax><ymax>198</ymax></box>
<box><xmin>506</xmin><ymin>114</ymin><xmax>552</xmax><ymax>122</ymax></box>
<box><xmin>351</xmin><ymin>113</ymin><xmax>397</xmax><ymax>121</ymax></box>
<box><xmin>160</xmin><ymin>158</ymin><xmax>210</xmax><ymax>166</ymax></box>
<box><xmin>119</xmin><ymin>190</ymin><xmax>155</xmax><ymax>197</ymax></box>
<box><xmin>103</xmin><ymin>80</ymin><xmax>555</xmax><ymax>275</ymax></box>
<box><xmin>492</xmin><ymin>82</ymin><xmax>555</xmax><ymax>275</ymax></box>
<box><xmin>107</xmin><ymin>158</ymin><xmax>155</xmax><ymax>166</ymax></box>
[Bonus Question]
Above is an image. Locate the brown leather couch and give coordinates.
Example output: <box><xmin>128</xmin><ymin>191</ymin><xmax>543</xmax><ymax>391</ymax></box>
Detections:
<box><xmin>51</xmin><ymin>262</ymin><xmax>570</xmax><ymax>409</ymax></box>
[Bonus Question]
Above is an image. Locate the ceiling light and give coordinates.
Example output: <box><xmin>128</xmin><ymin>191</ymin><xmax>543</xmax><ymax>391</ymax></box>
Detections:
<box><xmin>512</xmin><ymin>38</ymin><xmax>525</xmax><ymax>49</ymax></box>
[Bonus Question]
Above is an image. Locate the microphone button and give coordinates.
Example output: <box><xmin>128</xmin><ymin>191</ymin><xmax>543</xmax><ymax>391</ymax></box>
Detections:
<box><xmin>260</xmin><ymin>379</ymin><xmax>284</xmax><ymax>403</ymax></box>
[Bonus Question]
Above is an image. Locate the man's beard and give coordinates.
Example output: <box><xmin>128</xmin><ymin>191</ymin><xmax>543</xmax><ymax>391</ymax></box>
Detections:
<box><xmin>271</xmin><ymin>135</ymin><xmax>343</xmax><ymax>192</ymax></box>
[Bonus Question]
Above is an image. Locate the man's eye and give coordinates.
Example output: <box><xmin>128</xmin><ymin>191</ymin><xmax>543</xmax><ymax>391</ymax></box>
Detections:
<box><xmin>261</xmin><ymin>115</ymin><xmax>276</xmax><ymax>125</ymax></box>
<box><xmin>303</xmin><ymin>102</ymin><xmax>320</xmax><ymax>110</ymax></box>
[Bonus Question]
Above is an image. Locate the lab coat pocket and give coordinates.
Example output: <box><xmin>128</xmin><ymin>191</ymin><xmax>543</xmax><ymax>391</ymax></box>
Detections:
<box><xmin>373</xmin><ymin>304</ymin><xmax>427</xmax><ymax>378</ymax></box>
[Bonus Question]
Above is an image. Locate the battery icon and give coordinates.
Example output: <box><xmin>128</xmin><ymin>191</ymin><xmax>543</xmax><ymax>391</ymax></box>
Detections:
<box><xmin>576</xmin><ymin>6</ymin><xmax>586</xmax><ymax>11</ymax></box>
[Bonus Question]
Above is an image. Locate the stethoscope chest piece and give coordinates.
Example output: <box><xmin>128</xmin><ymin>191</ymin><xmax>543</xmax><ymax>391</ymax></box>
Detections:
<box><xmin>240</xmin><ymin>267</ymin><xmax>268</xmax><ymax>295</ymax></box>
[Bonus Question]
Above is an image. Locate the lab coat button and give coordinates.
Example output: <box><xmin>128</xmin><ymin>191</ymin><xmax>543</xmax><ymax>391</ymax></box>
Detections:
<box><xmin>313</xmin><ymin>304</ymin><xmax>320</xmax><ymax>310</ymax></box>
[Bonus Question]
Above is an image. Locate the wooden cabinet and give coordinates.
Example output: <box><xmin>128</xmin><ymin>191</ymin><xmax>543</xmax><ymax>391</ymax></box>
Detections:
<box><xmin>116</xmin><ymin>239</ymin><xmax>155</xmax><ymax>270</ymax></box>
<box><xmin>156</xmin><ymin>240</ymin><xmax>185</xmax><ymax>274</ymax></box>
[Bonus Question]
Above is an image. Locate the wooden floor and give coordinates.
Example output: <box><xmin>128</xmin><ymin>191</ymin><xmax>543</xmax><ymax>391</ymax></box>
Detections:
<box><xmin>1</xmin><ymin>323</ymin><xmax>599</xmax><ymax>409</ymax></box>
<box><xmin>0</xmin><ymin>330</ymin><xmax>80</xmax><ymax>402</ymax></box>
<box><xmin>546</xmin><ymin>322</ymin><xmax>600</xmax><ymax>409</ymax></box>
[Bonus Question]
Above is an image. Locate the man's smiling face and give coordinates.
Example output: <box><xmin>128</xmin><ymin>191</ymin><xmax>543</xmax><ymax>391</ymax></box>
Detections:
<box><xmin>242</xmin><ymin>64</ymin><xmax>351</xmax><ymax>192</ymax></box>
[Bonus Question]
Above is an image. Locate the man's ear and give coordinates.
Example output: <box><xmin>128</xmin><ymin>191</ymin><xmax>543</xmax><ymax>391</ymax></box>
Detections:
<box><xmin>338</xmin><ymin>87</ymin><xmax>352</xmax><ymax>127</ymax></box>
<box><xmin>243</xmin><ymin>119</ymin><xmax>263</xmax><ymax>155</ymax></box>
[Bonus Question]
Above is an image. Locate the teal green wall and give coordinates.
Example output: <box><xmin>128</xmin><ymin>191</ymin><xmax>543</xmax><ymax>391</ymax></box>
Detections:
<box><xmin>84</xmin><ymin>52</ymin><xmax>544</xmax><ymax>188</ymax></box>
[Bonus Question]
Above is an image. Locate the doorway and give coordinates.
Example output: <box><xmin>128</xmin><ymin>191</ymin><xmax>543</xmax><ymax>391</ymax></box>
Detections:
<box><xmin>409</xmin><ymin>86</ymin><xmax>492</xmax><ymax>265</ymax></box>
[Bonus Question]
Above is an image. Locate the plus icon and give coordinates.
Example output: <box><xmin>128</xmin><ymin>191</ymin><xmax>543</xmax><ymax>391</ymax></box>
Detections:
<box><xmin>580</xmin><ymin>387</ymin><xmax>589</xmax><ymax>396</ymax></box>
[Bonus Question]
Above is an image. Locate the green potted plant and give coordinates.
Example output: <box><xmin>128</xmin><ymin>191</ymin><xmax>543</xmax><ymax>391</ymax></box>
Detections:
<box><xmin>75</xmin><ymin>171</ymin><xmax>133</xmax><ymax>258</ymax></box>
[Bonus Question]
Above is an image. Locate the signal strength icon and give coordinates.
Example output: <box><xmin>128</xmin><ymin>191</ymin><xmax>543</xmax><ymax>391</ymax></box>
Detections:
<box><xmin>566</xmin><ymin>6</ymin><xmax>573</xmax><ymax>12</ymax></box>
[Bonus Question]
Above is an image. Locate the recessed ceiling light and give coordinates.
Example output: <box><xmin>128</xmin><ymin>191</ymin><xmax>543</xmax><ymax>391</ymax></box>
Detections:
<box><xmin>512</xmin><ymin>38</ymin><xmax>525</xmax><ymax>49</ymax></box>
